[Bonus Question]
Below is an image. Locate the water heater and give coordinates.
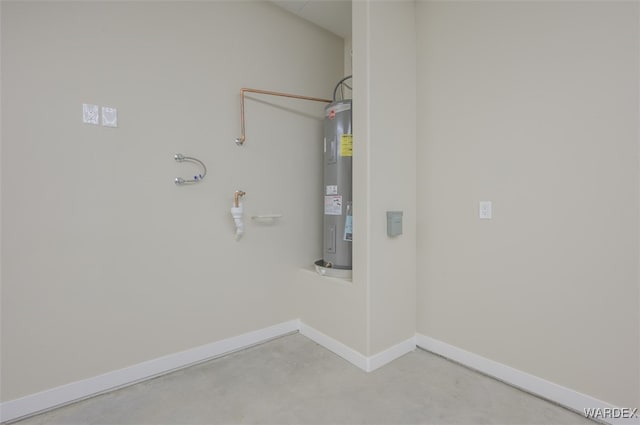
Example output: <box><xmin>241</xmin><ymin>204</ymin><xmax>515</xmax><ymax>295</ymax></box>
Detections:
<box><xmin>320</xmin><ymin>99</ymin><xmax>352</xmax><ymax>271</ymax></box>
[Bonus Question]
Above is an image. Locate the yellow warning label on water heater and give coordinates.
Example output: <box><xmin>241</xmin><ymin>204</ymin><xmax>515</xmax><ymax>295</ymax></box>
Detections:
<box><xmin>340</xmin><ymin>134</ymin><xmax>353</xmax><ymax>157</ymax></box>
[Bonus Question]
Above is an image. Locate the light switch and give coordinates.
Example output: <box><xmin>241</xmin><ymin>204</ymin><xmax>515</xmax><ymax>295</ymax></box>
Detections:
<box><xmin>82</xmin><ymin>104</ymin><xmax>99</xmax><ymax>125</ymax></box>
<box><xmin>479</xmin><ymin>201</ymin><xmax>492</xmax><ymax>219</ymax></box>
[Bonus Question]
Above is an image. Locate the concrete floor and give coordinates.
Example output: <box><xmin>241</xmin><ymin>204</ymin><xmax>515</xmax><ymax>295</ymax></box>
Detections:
<box><xmin>12</xmin><ymin>333</ymin><xmax>594</xmax><ymax>425</ymax></box>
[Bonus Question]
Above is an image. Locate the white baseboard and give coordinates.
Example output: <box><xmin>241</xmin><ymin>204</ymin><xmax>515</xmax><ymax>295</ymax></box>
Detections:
<box><xmin>299</xmin><ymin>322</ymin><xmax>369</xmax><ymax>370</ymax></box>
<box><xmin>5</xmin><ymin>326</ymin><xmax>626</xmax><ymax>425</ymax></box>
<box><xmin>1</xmin><ymin>320</ymin><xmax>415</xmax><ymax>423</ymax></box>
<box><xmin>415</xmin><ymin>333</ymin><xmax>639</xmax><ymax>425</ymax></box>
<box><xmin>0</xmin><ymin>320</ymin><xmax>300</xmax><ymax>423</ymax></box>
<box><xmin>299</xmin><ymin>323</ymin><xmax>416</xmax><ymax>372</ymax></box>
<box><xmin>368</xmin><ymin>336</ymin><xmax>416</xmax><ymax>372</ymax></box>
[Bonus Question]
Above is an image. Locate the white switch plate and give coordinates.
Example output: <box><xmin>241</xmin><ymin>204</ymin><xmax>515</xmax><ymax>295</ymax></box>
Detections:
<box><xmin>82</xmin><ymin>104</ymin><xmax>99</xmax><ymax>125</ymax></box>
<box><xmin>101</xmin><ymin>106</ymin><xmax>117</xmax><ymax>127</ymax></box>
<box><xmin>479</xmin><ymin>201</ymin><xmax>492</xmax><ymax>219</ymax></box>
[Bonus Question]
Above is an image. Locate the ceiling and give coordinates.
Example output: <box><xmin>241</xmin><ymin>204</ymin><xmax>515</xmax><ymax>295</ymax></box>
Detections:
<box><xmin>271</xmin><ymin>1</ymin><xmax>352</xmax><ymax>38</ymax></box>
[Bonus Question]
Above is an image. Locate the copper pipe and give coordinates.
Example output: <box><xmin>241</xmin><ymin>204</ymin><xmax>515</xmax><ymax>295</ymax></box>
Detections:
<box><xmin>234</xmin><ymin>190</ymin><xmax>246</xmax><ymax>208</ymax></box>
<box><xmin>235</xmin><ymin>88</ymin><xmax>333</xmax><ymax>146</ymax></box>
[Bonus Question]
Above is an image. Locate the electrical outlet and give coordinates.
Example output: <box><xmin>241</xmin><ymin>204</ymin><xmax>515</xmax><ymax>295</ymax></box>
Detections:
<box><xmin>101</xmin><ymin>106</ymin><xmax>117</xmax><ymax>127</ymax></box>
<box><xmin>479</xmin><ymin>201</ymin><xmax>492</xmax><ymax>219</ymax></box>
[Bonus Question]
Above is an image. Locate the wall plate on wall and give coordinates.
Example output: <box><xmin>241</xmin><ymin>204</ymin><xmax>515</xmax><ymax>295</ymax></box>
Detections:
<box><xmin>479</xmin><ymin>201</ymin><xmax>492</xmax><ymax>219</ymax></box>
<box><xmin>82</xmin><ymin>104</ymin><xmax>99</xmax><ymax>125</ymax></box>
<box><xmin>101</xmin><ymin>106</ymin><xmax>117</xmax><ymax>127</ymax></box>
<box><xmin>387</xmin><ymin>211</ymin><xmax>403</xmax><ymax>236</ymax></box>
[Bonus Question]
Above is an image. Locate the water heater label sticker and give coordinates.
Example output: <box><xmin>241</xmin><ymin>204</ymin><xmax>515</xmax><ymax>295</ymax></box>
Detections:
<box><xmin>326</xmin><ymin>185</ymin><xmax>338</xmax><ymax>195</ymax></box>
<box><xmin>324</xmin><ymin>196</ymin><xmax>342</xmax><ymax>215</ymax></box>
<box><xmin>340</xmin><ymin>134</ymin><xmax>353</xmax><ymax>157</ymax></box>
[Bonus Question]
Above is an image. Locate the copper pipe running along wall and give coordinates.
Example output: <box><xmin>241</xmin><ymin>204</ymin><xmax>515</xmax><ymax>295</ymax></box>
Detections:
<box><xmin>235</xmin><ymin>88</ymin><xmax>333</xmax><ymax>146</ymax></box>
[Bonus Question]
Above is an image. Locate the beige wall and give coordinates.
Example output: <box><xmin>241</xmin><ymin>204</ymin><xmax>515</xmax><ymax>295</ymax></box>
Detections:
<box><xmin>1</xmin><ymin>1</ymin><xmax>343</xmax><ymax>401</ymax></box>
<box><xmin>416</xmin><ymin>1</ymin><xmax>639</xmax><ymax>407</ymax></box>
<box><xmin>0</xmin><ymin>0</ymin><xmax>3</xmax><ymax>404</ymax></box>
<box><xmin>296</xmin><ymin>0</ymin><xmax>416</xmax><ymax>357</ymax></box>
<box><xmin>358</xmin><ymin>0</ymin><xmax>416</xmax><ymax>355</ymax></box>
<box><xmin>3</xmin><ymin>0</ymin><xmax>639</xmax><ymax>411</ymax></box>
<box><xmin>344</xmin><ymin>36</ymin><xmax>352</xmax><ymax>76</ymax></box>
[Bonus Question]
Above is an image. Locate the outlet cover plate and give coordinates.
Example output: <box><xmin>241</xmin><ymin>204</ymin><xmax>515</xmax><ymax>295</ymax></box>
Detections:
<box><xmin>479</xmin><ymin>201</ymin><xmax>492</xmax><ymax>219</ymax></box>
<box><xmin>101</xmin><ymin>106</ymin><xmax>117</xmax><ymax>127</ymax></box>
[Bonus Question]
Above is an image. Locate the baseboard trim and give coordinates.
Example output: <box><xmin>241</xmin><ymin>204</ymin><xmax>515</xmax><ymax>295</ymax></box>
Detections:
<box><xmin>0</xmin><ymin>320</ymin><xmax>300</xmax><ymax>423</ymax></box>
<box><xmin>299</xmin><ymin>323</ymin><xmax>416</xmax><ymax>372</ymax></box>
<box><xmin>299</xmin><ymin>322</ymin><xmax>369</xmax><ymax>371</ymax></box>
<box><xmin>415</xmin><ymin>333</ymin><xmax>638</xmax><ymax>425</ymax></box>
<box><xmin>4</xmin><ymin>327</ymin><xmax>627</xmax><ymax>425</ymax></box>
<box><xmin>368</xmin><ymin>336</ymin><xmax>416</xmax><ymax>372</ymax></box>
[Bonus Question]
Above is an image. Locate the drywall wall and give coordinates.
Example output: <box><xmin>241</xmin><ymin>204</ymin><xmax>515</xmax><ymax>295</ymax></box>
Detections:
<box><xmin>356</xmin><ymin>0</ymin><xmax>416</xmax><ymax>355</ymax></box>
<box><xmin>344</xmin><ymin>36</ymin><xmax>352</xmax><ymax>77</ymax></box>
<box><xmin>296</xmin><ymin>0</ymin><xmax>416</xmax><ymax>358</ymax></box>
<box><xmin>0</xmin><ymin>0</ymin><xmax>3</xmax><ymax>404</ymax></box>
<box><xmin>295</xmin><ymin>270</ymin><xmax>368</xmax><ymax>355</ymax></box>
<box><xmin>416</xmin><ymin>1</ymin><xmax>639</xmax><ymax>407</ymax></box>
<box><xmin>1</xmin><ymin>1</ymin><xmax>343</xmax><ymax>401</ymax></box>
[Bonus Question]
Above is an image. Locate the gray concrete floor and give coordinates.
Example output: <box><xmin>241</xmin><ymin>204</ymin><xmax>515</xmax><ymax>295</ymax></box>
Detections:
<box><xmin>12</xmin><ymin>333</ymin><xmax>594</xmax><ymax>425</ymax></box>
